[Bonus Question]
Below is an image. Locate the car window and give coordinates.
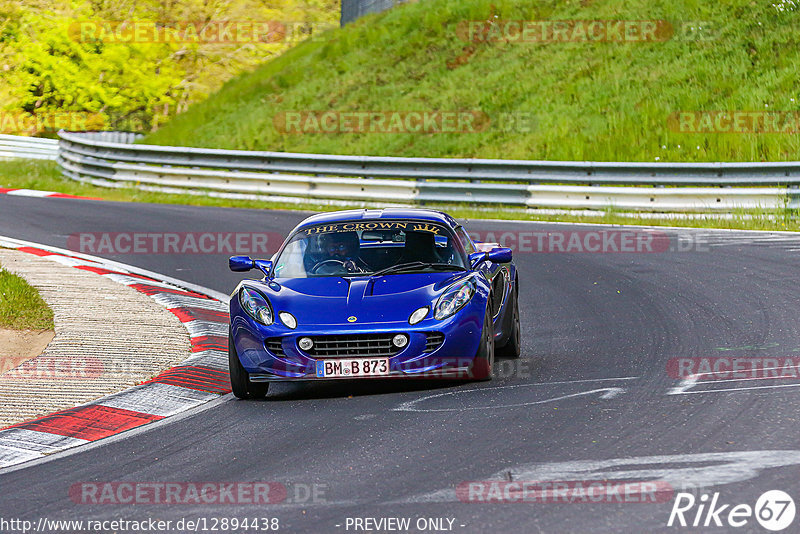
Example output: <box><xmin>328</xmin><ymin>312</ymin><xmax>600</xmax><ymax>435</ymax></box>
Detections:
<box><xmin>273</xmin><ymin>220</ymin><xmax>466</xmax><ymax>278</ymax></box>
<box><xmin>455</xmin><ymin>226</ymin><xmax>477</xmax><ymax>254</ymax></box>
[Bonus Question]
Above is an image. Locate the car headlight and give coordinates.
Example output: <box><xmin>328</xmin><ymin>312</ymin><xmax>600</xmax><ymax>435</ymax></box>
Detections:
<box><xmin>409</xmin><ymin>306</ymin><xmax>429</xmax><ymax>325</ymax></box>
<box><xmin>239</xmin><ymin>287</ymin><xmax>273</xmax><ymax>325</ymax></box>
<box><xmin>434</xmin><ymin>279</ymin><xmax>476</xmax><ymax>320</ymax></box>
<box><xmin>279</xmin><ymin>311</ymin><xmax>297</xmax><ymax>329</ymax></box>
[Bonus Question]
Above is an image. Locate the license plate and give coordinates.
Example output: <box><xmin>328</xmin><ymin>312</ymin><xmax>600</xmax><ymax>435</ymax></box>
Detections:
<box><xmin>315</xmin><ymin>358</ymin><xmax>389</xmax><ymax>378</ymax></box>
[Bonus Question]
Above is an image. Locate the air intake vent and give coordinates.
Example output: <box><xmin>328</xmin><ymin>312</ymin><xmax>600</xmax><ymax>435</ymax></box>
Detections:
<box><xmin>265</xmin><ymin>338</ymin><xmax>285</xmax><ymax>357</ymax></box>
<box><xmin>305</xmin><ymin>334</ymin><xmax>403</xmax><ymax>358</ymax></box>
<box><xmin>424</xmin><ymin>332</ymin><xmax>445</xmax><ymax>353</ymax></box>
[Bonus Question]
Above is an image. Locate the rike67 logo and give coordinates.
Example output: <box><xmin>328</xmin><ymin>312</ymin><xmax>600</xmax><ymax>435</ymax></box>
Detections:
<box><xmin>668</xmin><ymin>490</ymin><xmax>796</xmax><ymax>531</ymax></box>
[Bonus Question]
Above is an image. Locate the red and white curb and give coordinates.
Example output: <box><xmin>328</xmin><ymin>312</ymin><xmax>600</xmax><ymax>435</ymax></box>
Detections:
<box><xmin>0</xmin><ymin>187</ymin><xmax>99</xmax><ymax>200</ymax></box>
<box><xmin>0</xmin><ymin>236</ymin><xmax>231</xmax><ymax>469</ymax></box>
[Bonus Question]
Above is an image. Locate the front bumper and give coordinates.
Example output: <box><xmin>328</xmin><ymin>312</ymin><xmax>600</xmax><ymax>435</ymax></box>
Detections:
<box><xmin>248</xmin><ymin>366</ymin><xmax>475</xmax><ymax>382</ymax></box>
<box><xmin>230</xmin><ymin>300</ymin><xmax>486</xmax><ymax>381</ymax></box>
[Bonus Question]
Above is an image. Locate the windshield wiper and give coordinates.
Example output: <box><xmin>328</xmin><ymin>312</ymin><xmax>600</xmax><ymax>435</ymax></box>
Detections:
<box><xmin>370</xmin><ymin>262</ymin><xmax>466</xmax><ymax>277</ymax></box>
<box><xmin>423</xmin><ymin>263</ymin><xmax>467</xmax><ymax>271</ymax></box>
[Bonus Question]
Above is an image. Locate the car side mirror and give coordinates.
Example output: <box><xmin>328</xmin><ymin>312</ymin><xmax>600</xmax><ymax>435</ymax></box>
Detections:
<box><xmin>469</xmin><ymin>252</ymin><xmax>487</xmax><ymax>268</ymax></box>
<box><xmin>230</xmin><ymin>256</ymin><xmax>273</xmax><ymax>278</ymax></box>
<box><xmin>229</xmin><ymin>255</ymin><xmax>254</xmax><ymax>272</ymax></box>
<box><xmin>254</xmin><ymin>260</ymin><xmax>273</xmax><ymax>278</ymax></box>
<box><xmin>487</xmin><ymin>247</ymin><xmax>513</xmax><ymax>264</ymax></box>
<box><xmin>469</xmin><ymin>248</ymin><xmax>513</xmax><ymax>268</ymax></box>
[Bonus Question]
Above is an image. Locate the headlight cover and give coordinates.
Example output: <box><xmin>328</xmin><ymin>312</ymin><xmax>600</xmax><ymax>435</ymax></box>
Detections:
<box><xmin>239</xmin><ymin>287</ymin><xmax>273</xmax><ymax>325</ymax></box>
<box><xmin>434</xmin><ymin>279</ymin><xmax>476</xmax><ymax>320</ymax></box>
<box><xmin>409</xmin><ymin>306</ymin><xmax>430</xmax><ymax>325</ymax></box>
<box><xmin>279</xmin><ymin>311</ymin><xmax>297</xmax><ymax>329</ymax></box>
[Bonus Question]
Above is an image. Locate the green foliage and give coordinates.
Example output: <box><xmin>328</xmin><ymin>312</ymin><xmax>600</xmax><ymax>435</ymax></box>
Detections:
<box><xmin>0</xmin><ymin>0</ymin><xmax>339</xmax><ymax>134</ymax></box>
<box><xmin>147</xmin><ymin>0</ymin><xmax>800</xmax><ymax>162</ymax></box>
<box><xmin>0</xmin><ymin>264</ymin><xmax>53</xmax><ymax>330</ymax></box>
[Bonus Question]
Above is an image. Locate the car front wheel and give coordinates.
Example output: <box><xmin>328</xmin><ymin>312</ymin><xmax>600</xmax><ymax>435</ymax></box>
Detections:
<box><xmin>471</xmin><ymin>308</ymin><xmax>495</xmax><ymax>381</ymax></box>
<box><xmin>497</xmin><ymin>288</ymin><xmax>521</xmax><ymax>359</ymax></box>
<box><xmin>228</xmin><ymin>330</ymin><xmax>269</xmax><ymax>399</ymax></box>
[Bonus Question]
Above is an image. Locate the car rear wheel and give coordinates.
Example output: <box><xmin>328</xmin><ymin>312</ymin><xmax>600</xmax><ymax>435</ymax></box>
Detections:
<box><xmin>497</xmin><ymin>288</ymin><xmax>521</xmax><ymax>359</ymax></box>
<box><xmin>228</xmin><ymin>331</ymin><xmax>269</xmax><ymax>399</ymax></box>
<box><xmin>472</xmin><ymin>308</ymin><xmax>495</xmax><ymax>381</ymax></box>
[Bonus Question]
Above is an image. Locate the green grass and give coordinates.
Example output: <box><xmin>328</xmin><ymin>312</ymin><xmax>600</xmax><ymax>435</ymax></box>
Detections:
<box><xmin>11</xmin><ymin>0</ymin><xmax>796</xmax><ymax>233</ymax></box>
<box><xmin>0</xmin><ymin>265</ymin><xmax>53</xmax><ymax>330</ymax></box>
<box><xmin>2</xmin><ymin>159</ymin><xmax>800</xmax><ymax>233</ymax></box>
<box><xmin>143</xmin><ymin>0</ymin><xmax>800</xmax><ymax>162</ymax></box>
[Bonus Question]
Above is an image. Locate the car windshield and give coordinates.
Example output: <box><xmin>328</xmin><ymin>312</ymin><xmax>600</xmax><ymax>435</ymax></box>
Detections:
<box><xmin>273</xmin><ymin>220</ymin><xmax>467</xmax><ymax>278</ymax></box>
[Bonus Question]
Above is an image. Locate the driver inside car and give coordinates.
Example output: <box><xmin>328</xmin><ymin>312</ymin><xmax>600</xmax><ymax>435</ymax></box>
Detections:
<box><xmin>317</xmin><ymin>232</ymin><xmax>370</xmax><ymax>274</ymax></box>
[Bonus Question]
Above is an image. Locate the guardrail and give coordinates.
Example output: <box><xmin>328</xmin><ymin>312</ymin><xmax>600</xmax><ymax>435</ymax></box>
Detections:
<box><xmin>341</xmin><ymin>0</ymin><xmax>409</xmax><ymax>25</ymax></box>
<box><xmin>55</xmin><ymin>130</ymin><xmax>800</xmax><ymax>212</ymax></box>
<box><xmin>0</xmin><ymin>130</ymin><xmax>786</xmax><ymax>213</ymax></box>
<box><xmin>0</xmin><ymin>134</ymin><xmax>59</xmax><ymax>161</ymax></box>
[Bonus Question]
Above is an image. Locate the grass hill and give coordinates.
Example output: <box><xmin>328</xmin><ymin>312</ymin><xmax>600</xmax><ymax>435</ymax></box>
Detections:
<box><xmin>145</xmin><ymin>0</ymin><xmax>800</xmax><ymax>162</ymax></box>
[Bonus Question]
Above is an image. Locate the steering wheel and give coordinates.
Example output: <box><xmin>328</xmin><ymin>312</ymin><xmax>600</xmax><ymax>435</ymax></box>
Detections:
<box><xmin>310</xmin><ymin>259</ymin><xmax>347</xmax><ymax>274</ymax></box>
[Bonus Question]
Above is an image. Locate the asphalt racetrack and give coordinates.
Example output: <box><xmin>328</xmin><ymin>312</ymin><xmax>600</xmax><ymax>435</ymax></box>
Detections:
<box><xmin>3</xmin><ymin>195</ymin><xmax>800</xmax><ymax>533</ymax></box>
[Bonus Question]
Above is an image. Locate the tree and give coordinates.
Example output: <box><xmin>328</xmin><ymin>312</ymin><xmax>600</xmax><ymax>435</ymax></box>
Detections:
<box><xmin>0</xmin><ymin>0</ymin><xmax>338</xmax><ymax>134</ymax></box>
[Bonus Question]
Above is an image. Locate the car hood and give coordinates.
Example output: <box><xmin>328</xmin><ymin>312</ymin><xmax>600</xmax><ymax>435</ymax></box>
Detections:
<box><xmin>259</xmin><ymin>272</ymin><xmax>469</xmax><ymax>325</ymax></box>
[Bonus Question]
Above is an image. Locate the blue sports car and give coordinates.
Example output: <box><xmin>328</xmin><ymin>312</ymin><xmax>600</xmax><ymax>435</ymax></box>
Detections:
<box><xmin>227</xmin><ymin>208</ymin><xmax>520</xmax><ymax>398</ymax></box>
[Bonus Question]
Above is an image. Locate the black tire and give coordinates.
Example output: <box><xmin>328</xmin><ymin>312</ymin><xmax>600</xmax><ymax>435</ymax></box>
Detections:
<box><xmin>497</xmin><ymin>288</ymin><xmax>521</xmax><ymax>359</ymax></box>
<box><xmin>471</xmin><ymin>308</ymin><xmax>495</xmax><ymax>381</ymax></box>
<box><xmin>228</xmin><ymin>331</ymin><xmax>269</xmax><ymax>399</ymax></box>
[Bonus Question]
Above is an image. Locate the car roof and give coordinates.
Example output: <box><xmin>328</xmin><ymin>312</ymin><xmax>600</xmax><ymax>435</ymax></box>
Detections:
<box><xmin>293</xmin><ymin>208</ymin><xmax>460</xmax><ymax>232</ymax></box>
